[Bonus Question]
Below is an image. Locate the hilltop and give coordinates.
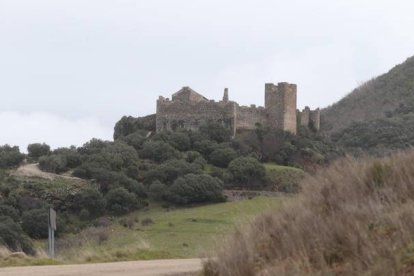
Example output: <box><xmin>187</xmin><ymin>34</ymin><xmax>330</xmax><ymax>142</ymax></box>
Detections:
<box><xmin>321</xmin><ymin>56</ymin><xmax>414</xmax><ymax>155</ymax></box>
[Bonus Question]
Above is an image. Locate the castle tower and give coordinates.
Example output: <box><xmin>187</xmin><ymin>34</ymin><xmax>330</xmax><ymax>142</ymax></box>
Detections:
<box><xmin>309</xmin><ymin>108</ymin><xmax>321</xmax><ymax>131</ymax></box>
<box><xmin>265</xmin><ymin>82</ymin><xmax>297</xmax><ymax>134</ymax></box>
<box><xmin>223</xmin><ymin>88</ymin><xmax>229</xmax><ymax>103</ymax></box>
<box><xmin>301</xmin><ymin>106</ymin><xmax>311</xmax><ymax>127</ymax></box>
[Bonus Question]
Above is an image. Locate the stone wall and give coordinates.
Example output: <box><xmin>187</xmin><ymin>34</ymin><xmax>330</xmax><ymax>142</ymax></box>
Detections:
<box><xmin>310</xmin><ymin>109</ymin><xmax>321</xmax><ymax>131</ymax></box>
<box><xmin>236</xmin><ymin>105</ymin><xmax>267</xmax><ymax>130</ymax></box>
<box><xmin>155</xmin><ymin>82</ymin><xmax>318</xmax><ymax>136</ymax></box>
<box><xmin>156</xmin><ymin>98</ymin><xmax>237</xmax><ymax>135</ymax></box>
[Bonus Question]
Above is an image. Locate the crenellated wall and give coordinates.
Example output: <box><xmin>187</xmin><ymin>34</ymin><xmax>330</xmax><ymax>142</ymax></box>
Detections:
<box><xmin>236</xmin><ymin>105</ymin><xmax>267</xmax><ymax>130</ymax></box>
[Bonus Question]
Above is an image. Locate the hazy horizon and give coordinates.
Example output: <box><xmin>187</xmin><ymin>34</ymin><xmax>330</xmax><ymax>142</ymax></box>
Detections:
<box><xmin>1</xmin><ymin>0</ymin><xmax>414</xmax><ymax>151</ymax></box>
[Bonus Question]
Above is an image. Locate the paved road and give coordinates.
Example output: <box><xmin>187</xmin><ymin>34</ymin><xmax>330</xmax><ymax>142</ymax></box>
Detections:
<box><xmin>0</xmin><ymin>259</ymin><xmax>203</xmax><ymax>276</ymax></box>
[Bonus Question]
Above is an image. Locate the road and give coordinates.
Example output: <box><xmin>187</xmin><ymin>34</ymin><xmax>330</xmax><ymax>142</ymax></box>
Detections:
<box><xmin>0</xmin><ymin>259</ymin><xmax>203</xmax><ymax>276</ymax></box>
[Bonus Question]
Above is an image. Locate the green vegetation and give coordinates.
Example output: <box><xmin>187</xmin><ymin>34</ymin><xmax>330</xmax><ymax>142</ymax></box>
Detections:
<box><xmin>27</xmin><ymin>143</ymin><xmax>51</xmax><ymax>161</ymax></box>
<box><xmin>55</xmin><ymin>196</ymin><xmax>285</xmax><ymax>264</ymax></box>
<box><xmin>0</xmin><ymin>145</ymin><xmax>24</xmax><ymax>168</ymax></box>
<box><xmin>322</xmin><ymin>56</ymin><xmax>414</xmax><ymax>156</ymax></box>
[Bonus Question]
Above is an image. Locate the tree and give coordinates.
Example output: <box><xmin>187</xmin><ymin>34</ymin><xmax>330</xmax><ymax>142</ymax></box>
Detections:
<box><xmin>53</xmin><ymin>147</ymin><xmax>81</xmax><ymax>168</ymax></box>
<box><xmin>0</xmin><ymin>145</ymin><xmax>24</xmax><ymax>168</ymax></box>
<box><xmin>144</xmin><ymin>159</ymin><xmax>201</xmax><ymax>185</ymax></box>
<box><xmin>105</xmin><ymin>187</ymin><xmax>139</xmax><ymax>215</ymax></box>
<box><xmin>140</xmin><ymin>141</ymin><xmax>180</xmax><ymax>163</ymax></box>
<box><xmin>39</xmin><ymin>155</ymin><xmax>68</xmax><ymax>173</ymax></box>
<box><xmin>167</xmin><ymin>174</ymin><xmax>225</xmax><ymax>204</ymax></box>
<box><xmin>209</xmin><ymin>148</ymin><xmax>238</xmax><ymax>168</ymax></box>
<box><xmin>228</xmin><ymin>157</ymin><xmax>266</xmax><ymax>187</ymax></box>
<box><xmin>27</xmin><ymin>143</ymin><xmax>51</xmax><ymax>161</ymax></box>
<box><xmin>0</xmin><ymin>216</ymin><xmax>34</xmax><ymax>254</ymax></box>
<box><xmin>0</xmin><ymin>204</ymin><xmax>20</xmax><ymax>222</ymax></box>
<box><xmin>72</xmin><ymin>188</ymin><xmax>105</xmax><ymax>217</ymax></box>
<box><xmin>21</xmin><ymin>209</ymin><xmax>49</xmax><ymax>239</ymax></box>
<box><xmin>149</xmin><ymin>181</ymin><xmax>167</xmax><ymax>201</ymax></box>
<box><xmin>199</xmin><ymin>122</ymin><xmax>232</xmax><ymax>143</ymax></box>
<box><xmin>168</xmin><ymin>132</ymin><xmax>191</xmax><ymax>151</ymax></box>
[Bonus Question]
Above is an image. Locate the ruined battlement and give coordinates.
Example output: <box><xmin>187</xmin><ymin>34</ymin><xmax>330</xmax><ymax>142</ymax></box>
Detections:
<box><xmin>156</xmin><ymin>83</ymin><xmax>319</xmax><ymax>136</ymax></box>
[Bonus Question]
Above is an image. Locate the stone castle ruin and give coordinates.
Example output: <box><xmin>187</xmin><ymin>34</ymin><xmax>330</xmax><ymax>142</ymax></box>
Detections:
<box><xmin>156</xmin><ymin>82</ymin><xmax>320</xmax><ymax>136</ymax></box>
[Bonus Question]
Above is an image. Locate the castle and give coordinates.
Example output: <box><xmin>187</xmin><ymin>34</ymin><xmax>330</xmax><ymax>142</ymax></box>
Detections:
<box><xmin>156</xmin><ymin>82</ymin><xmax>320</xmax><ymax>136</ymax></box>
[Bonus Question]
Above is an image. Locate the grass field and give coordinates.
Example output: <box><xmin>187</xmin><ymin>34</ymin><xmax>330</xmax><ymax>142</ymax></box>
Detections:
<box><xmin>263</xmin><ymin>163</ymin><xmax>303</xmax><ymax>173</ymax></box>
<box><xmin>54</xmin><ymin>196</ymin><xmax>287</xmax><ymax>264</ymax></box>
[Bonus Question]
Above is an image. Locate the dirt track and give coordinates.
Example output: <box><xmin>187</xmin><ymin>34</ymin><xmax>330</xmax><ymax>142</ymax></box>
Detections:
<box><xmin>0</xmin><ymin>259</ymin><xmax>203</xmax><ymax>276</ymax></box>
<box><xmin>12</xmin><ymin>163</ymin><xmax>80</xmax><ymax>180</ymax></box>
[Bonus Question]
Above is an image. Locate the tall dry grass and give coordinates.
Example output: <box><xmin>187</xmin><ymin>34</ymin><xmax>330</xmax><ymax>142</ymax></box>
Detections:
<box><xmin>204</xmin><ymin>150</ymin><xmax>414</xmax><ymax>275</ymax></box>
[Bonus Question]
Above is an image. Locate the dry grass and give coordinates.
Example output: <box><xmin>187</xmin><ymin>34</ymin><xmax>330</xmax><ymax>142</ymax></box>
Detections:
<box><xmin>204</xmin><ymin>150</ymin><xmax>414</xmax><ymax>275</ymax></box>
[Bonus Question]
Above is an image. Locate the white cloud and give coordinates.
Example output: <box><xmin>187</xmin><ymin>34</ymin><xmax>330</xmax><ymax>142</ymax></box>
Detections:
<box><xmin>0</xmin><ymin>112</ymin><xmax>113</xmax><ymax>152</ymax></box>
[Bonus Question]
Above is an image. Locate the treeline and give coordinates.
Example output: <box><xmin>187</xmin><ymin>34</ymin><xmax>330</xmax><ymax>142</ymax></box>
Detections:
<box><xmin>0</xmin><ymin>119</ymin><xmax>340</xmax><ymax>254</ymax></box>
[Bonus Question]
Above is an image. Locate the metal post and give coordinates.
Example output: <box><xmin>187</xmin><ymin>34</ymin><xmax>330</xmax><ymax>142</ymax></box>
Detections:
<box><xmin>48</xmin><ymin>208</ymin><xmax>56</xmax><ymax>259</ymax></box>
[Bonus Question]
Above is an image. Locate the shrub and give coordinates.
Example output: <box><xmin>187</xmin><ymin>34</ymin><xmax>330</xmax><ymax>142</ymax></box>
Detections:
<box><xmin>0</xmin><ymin>204</ymin><xmax>19</xmax><ymax>222</ymax></box>
<box><xmin>0</xmin><ymin>216</ymin><xmax>34</xmax><ymax>255</ymax></box>
<box><xmin>144</xmin><ymin>159</ymin><xmax>201</xmax><ymax>185</ymax></box>
<box><xmin>140</xmin><ymin>141</ymin><xmax>180</xmax><ymax>163</ymax></box>
<box><xmin>21</xmin><ymin>209</ymin><xmax>49</xmax><ymax>239</ymax></box>
<box><xmin>27</xmin><ymin>143</ymin><xmax>50</xmax><ymax>161</ymax></box>
<box><xmin>228</xmin><ymin>157</ymin><xmax>266</xmax><ymax>187</ymax></box>
<box><xmin>167</xmin><ymin>174</ymin><xmax>225</xmax><ymax>205</ymax></box>
<box><xmin>0</xmin><ymin>145</ymin><xmax>24</xmax><ymax>168</ymax></box>
<box><xmin>209</xmin><ymin>148</ymin><xmax>238</xmax><ymax>168</ymax></box>
<box><xmin>105</xmin><ymin>187</ymin><xmax>139</xmax><ymax>215</ymax></box>
<box><xmin>168</xmin><ymin>132</ymin><xmax>191</xmax><ymax>151</ymax></box>
<box><xmin>39</xmin><ymin>155</ymin><xmax>68</xmax><ymax>173</ymax></box>
<box><xmin>186</xmin><ymin>151</ymin><xmax>203</xmax><ymax>163</ymax></box>
<box><xmin>199</xmin><ymin>122</ymin><xmax>232</xmax><ymax>143</ymax></box>
<box><xmin>53</xmin><ymin>147</ymin><xmax>81</xmax><ymax>168</ymax></box>
<box><xmin>204</xmin><ymin>150</ymin><xmax>414</xmax><ymax>275</ymax></box>
<box><xmin>148</xmin><ymin>181</ymin><xmax>167</xmax><ymax>201</ymax></box>
<box><xmin>72</xmin><ymin>188</ymin><xmax>105</xmax><ymax>218</ymax></box>
<box><xmin>79</xmin><ymin>209</ymin><xmax>90</xmax><ymax>221</ymax></box>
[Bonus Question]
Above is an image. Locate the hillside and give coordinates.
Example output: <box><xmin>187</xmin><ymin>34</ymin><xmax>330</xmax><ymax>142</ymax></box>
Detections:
<box><xmin>204</xmin><ymin>150</ymin><xmax>414</xmax><ymax>275</ymax></box>
<box><xmin>321</xmin><ymin>56</ymin><xmax>414</xmax><ymax>155</ymax></box>
<box><xmin>322</xmin><ymin>56</ymin><xmax>414</xmax><ymax>134</ymax></box>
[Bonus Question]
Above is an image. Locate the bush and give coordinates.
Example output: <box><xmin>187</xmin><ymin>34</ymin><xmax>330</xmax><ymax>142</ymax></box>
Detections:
<box><xmin>148</xmin><ymin>181</ymin><xmax>167</xmax><ymax>201</ymax></box>
<box><xmin>0</xmin><ymin>145</ymin><xmax>24</xmax><ymax>168</ymax></box>
<box><xmin>27</xmin><ymin>143</ymin><xmax>50</xmax><ymax>161</ymax></box>
<box><xmin>0</xmin><ymin>216</ymin><xmax>34</xmax><ymax>255</ymax></box>
<box><xmin>205</xmin><ymin>150</ymin><xmax>414</xmax><ymax>275</ymax></box>
<box><xmin>168</xmin><ymin>132</ymin><xmax>191</xmax><ymax>151</ymax></box>
<box><xmin>140</xmin><ymin>141</ymin><xmax>180</xmax><ymax>163</ymax></box>
<box><xmin>167</xmin><ymin>174</ymin><xmax>225</xmax><ymax>204</ymax></box>
<box><xmin>144</xmin><ymin>159</ymin><xmax>201</xmax><ymax>185</ymax></box>
<box><xmin>21</xmin><ymin>209</ymin><xmax>49</xmax><ymax>239</ymax></box>
<box><xmin>228</xmin><ymin>157</ymin><xmax>266</xmax><ymax>187</ymax></box>
<box><xmin>72</xmin><ymin>188</ymin><xmax>105</xmax><ymax>217</ymax></box>
<box><xmin>39</xmin><ymin>155</ymin><xmax>68</xmax><ymax>173</ymax></box>
<box><xmin>199</xmin><ymin>122</ymin><xmax>232</xmax><ymax>143</ymax></box>
<box><xmin>186</xmin><ymin>151</ymin><xmax>203</xmax><ymax>163</ymax></box>
<box><xmin>53</xmin><ymin>147</ymin><xmax>81</xmax><ymax>168</ymax></box>
<box><xmin>105</xmin><ymin>187</ymin><xmax>139</xmax><ymax>215</ymax></box>
<box><xmin>0</xmin><ymin>204</ymin><xmax>20</xmax><ymax>222</ymax></box>
<box><xmin>209</xmin><ymin>148</ymin><xmax>238</xmax><ymax>168</ymax></box>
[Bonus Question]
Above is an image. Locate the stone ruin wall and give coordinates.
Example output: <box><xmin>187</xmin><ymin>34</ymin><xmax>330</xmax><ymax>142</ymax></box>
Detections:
<box><xmin>156</xmin><ymin>98</ymin><xmax>237</xmax><ymax>135</ymax></box>
<box><xmin>156</xmin><ymin>83</ymin><xmax>321</xmax><ymax>136</ymax></box>
<box><xmin>300</xmin><ymin>106</ymin><xmax>321</xmax><ymax>131</ymax></box>
<box><xmin>236</xmin><ymin>105</ymin><xmax>267</xmax><ymax>131</ymax></box>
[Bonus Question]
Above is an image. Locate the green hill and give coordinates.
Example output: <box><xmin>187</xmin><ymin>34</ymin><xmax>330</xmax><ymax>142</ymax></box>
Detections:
<box><xmin>321</xmin><ymin>56</ymin><xmax>414</xmax><ymax>155</ymax></box>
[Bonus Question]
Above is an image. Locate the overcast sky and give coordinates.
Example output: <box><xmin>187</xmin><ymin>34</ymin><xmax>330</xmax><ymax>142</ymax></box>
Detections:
<box><xmin>1</xmin><ymin>0</ymin><xmax>414</xmax><ymax>151</ymax></box>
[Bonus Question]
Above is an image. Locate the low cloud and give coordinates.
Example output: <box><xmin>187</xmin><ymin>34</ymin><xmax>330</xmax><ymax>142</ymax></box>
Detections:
<box><xmin>0</xmin><ymin>112</ymin><xmax>113</xmax><ymax>152</ymax></box>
